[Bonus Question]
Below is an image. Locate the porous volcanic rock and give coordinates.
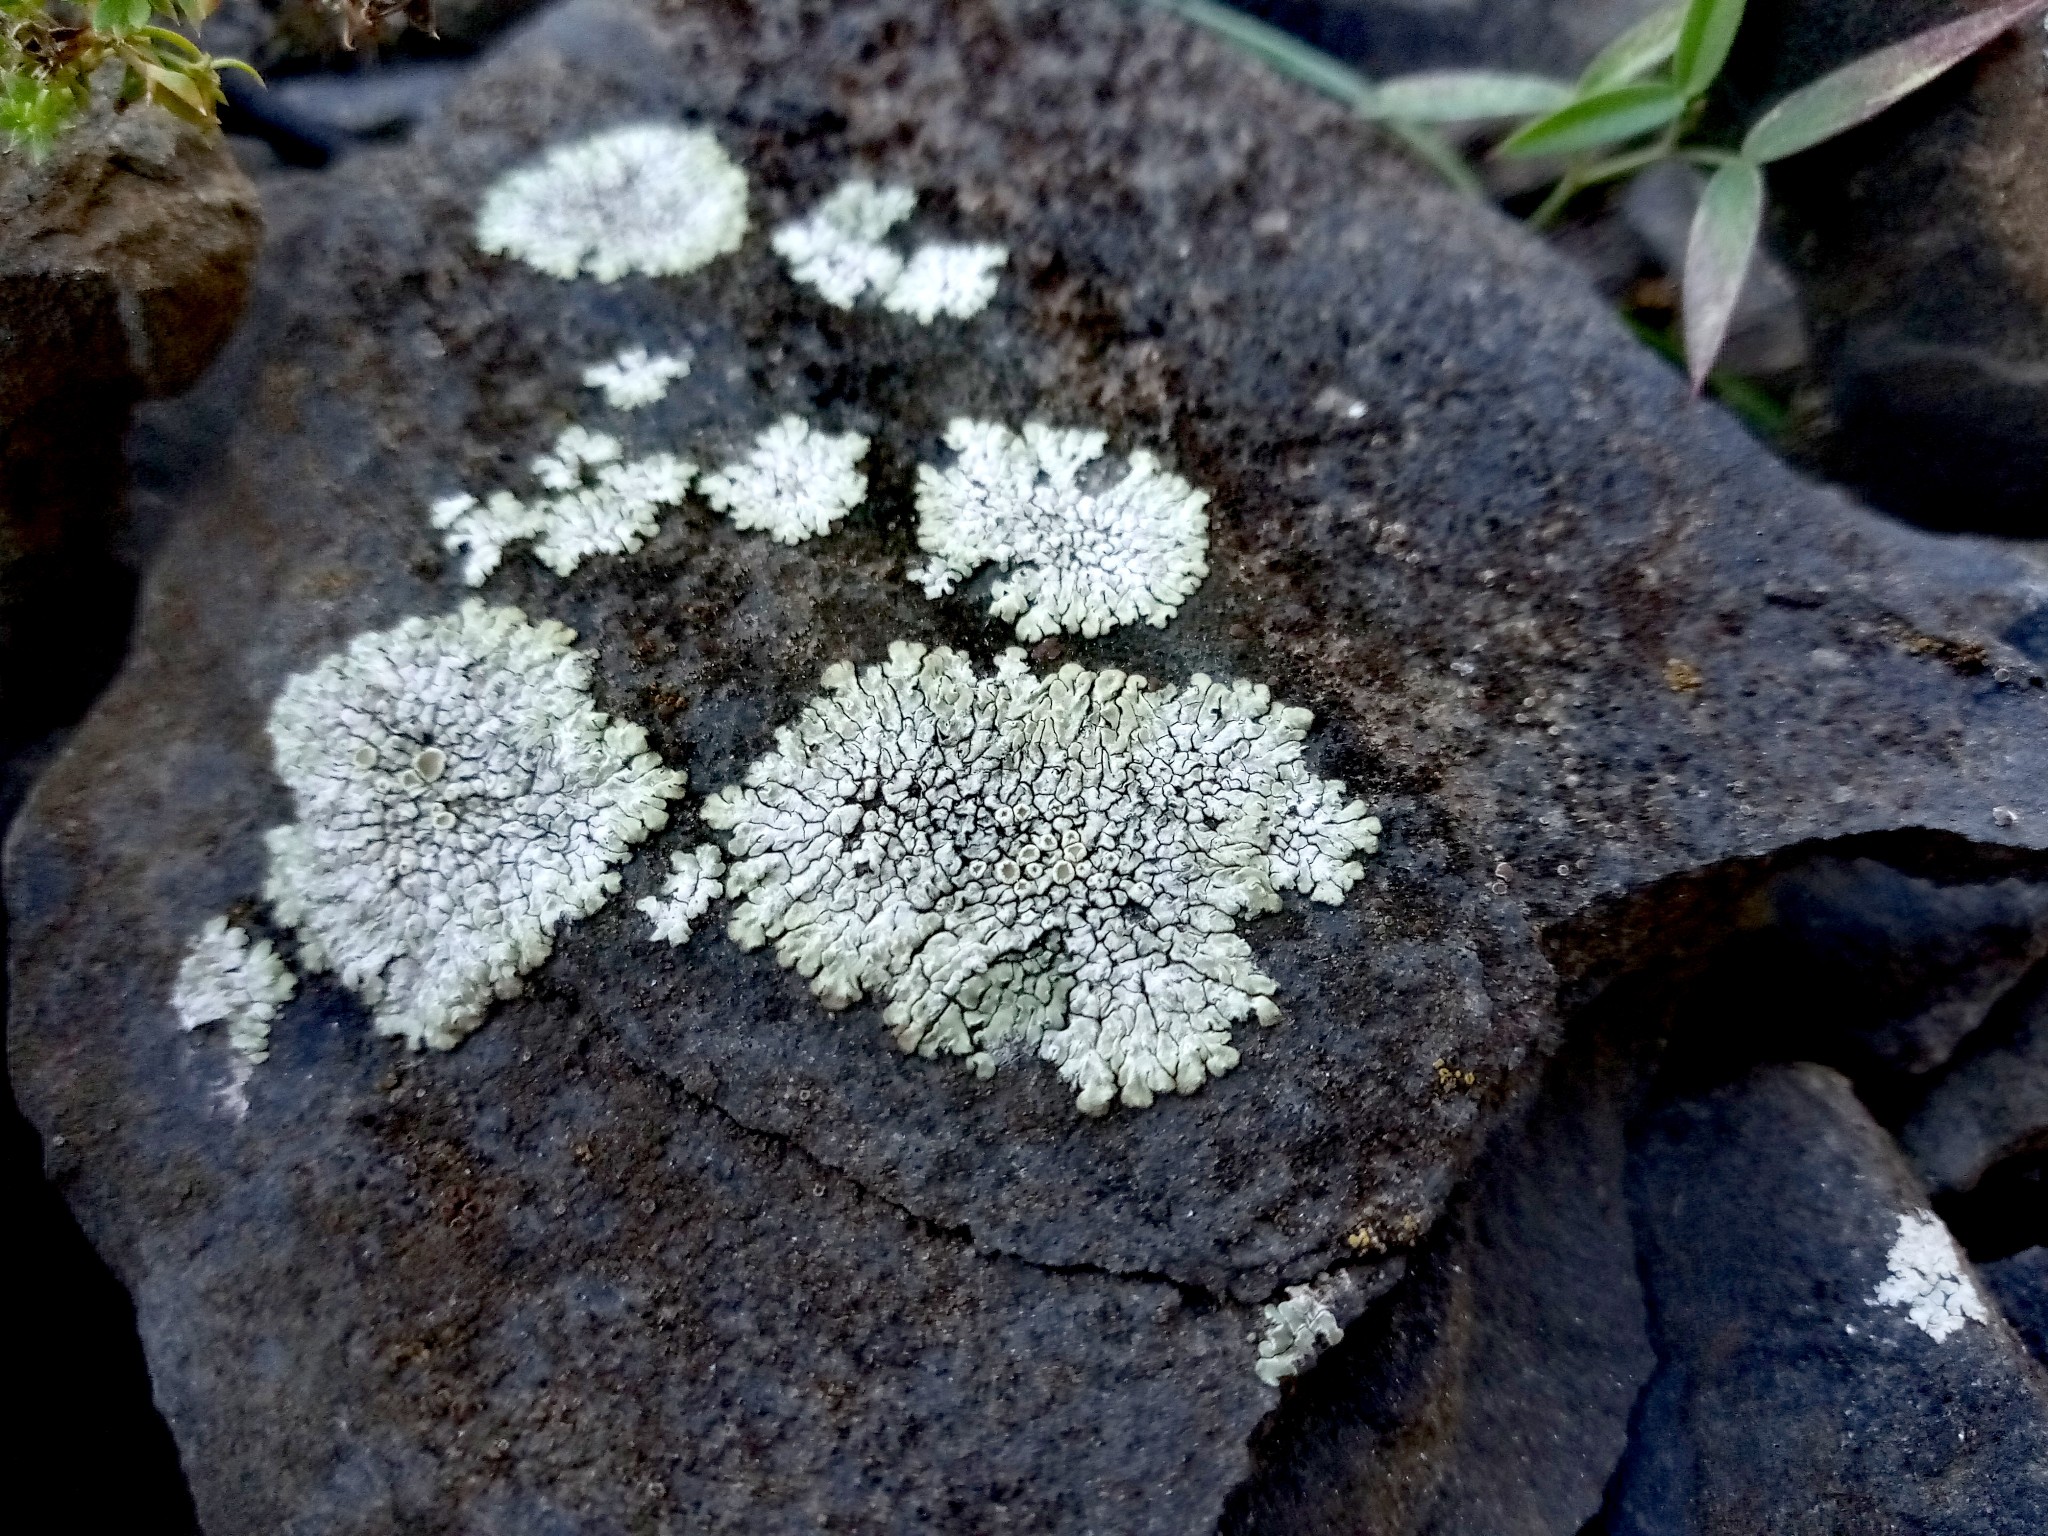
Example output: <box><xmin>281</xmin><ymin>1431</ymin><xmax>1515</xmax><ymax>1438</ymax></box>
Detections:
<box><xmin>1609</xmin><ymin>1064</ymin><xmax>2048</xmax><ymax>1536</ymax></box>
<box><xmin>8</xmin><ymin>0</ymin><xmax>2047</xmax><ymax>1529</ymax></box>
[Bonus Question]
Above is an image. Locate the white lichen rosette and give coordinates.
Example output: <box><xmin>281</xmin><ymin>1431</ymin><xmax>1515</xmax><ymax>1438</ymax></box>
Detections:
<box><xmin>263</xmin><ymin>601</ymin><xmax>687</xmax><ymax>1051</ymax></box>
<box><xmin>476</xmin><ymin>124</ymin><xmax>748</xmax><ymax>283</ymax></box>
<box><xmin>699</xmin><ymin>417</ymin><xmax>870</xmax><ymax>544</ymax></box>
<box><xmin>173</xmin><ymin>916</ymin><xmax>297</xmax><ymax>1062</ymax></box>
<box><xmin>704</xmin><ymin>642</ymin><xmax>1382</xmax><ymax>1114</ymax></box>
<box><xmin>909</xmin><ymin>419</ymin><xmax>1211</xmax><ymax>640</ymax></box>
<box><xmin>582</xmin><ymin>347</ymin><xmax>691</xmax><ymax>410</ymax></box>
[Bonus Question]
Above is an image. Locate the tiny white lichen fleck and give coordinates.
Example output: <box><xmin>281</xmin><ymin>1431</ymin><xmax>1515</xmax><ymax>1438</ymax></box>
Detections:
<box><xmin>582</xmin><ymin>347</ymin><xmax>692</xmax><ymax>409</ymax></box>
<box><xmin>639</xmin><ymin>844</ymin><xmax>726</xmax><ymax>945</ymax></box>
<box><xmin>475</xmin><ymin>123</ymin><xmax>749</xmax><ymax>283</ymax></box>
<box><xmin>881</xmin><ymin>242</ymin><xmax>1008</xmax><ymax>322</ymax></box>
<box><xmin>1870</xmin><ymin>1210</ymin><xmax>1988</xmax><ymax>1342</ymax></box>
<box><xmin>263</xmin><ymin>601</ymin><xmax>686</xmax><ymax>1051</ymax></box>
<box><xmin>1255</xmin><ymin>1282</ymin><xmax>1345</xmax><ymax>1386</ymax></box>
<box><xmin>431</xmin><ymin>424</ymin><xmax>694</xmax><ymax>584</ymax></box>
<box><xmin>770</xmin><ymin>179</ymin><xmax>916</xmax><ymax>307</ymax></box>
<box><xmin>698</xmin><ymin>416</ymin><xmax>870</xmax><ymax>544</ymax></box>
<box><xmin>703</xmin><ymin>642</ymin><xmax>1381</xmax><ymax>1114</ymax></box>
<box><xmin>772</xmin><ymin>179</ymin><xmax>1004</xmax><ymax>321</ymax></box>
<box><xmin>173</xmin><ymin>916</ymin><xmax>297</xmax><ymax>1062</ymax></box>
<box><xmin>908</xmin><ymin>419</ymin><xmax>1211</xmax><ymax>640</ymax></box>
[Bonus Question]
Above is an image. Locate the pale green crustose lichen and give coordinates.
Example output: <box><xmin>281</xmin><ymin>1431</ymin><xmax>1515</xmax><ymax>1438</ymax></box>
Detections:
<box><xmin>263</xmin><ymin>601</ymin><xmax>686</xmax><ymax>1050</ymax></box>
<box><xmin>639</xmin><ymin>844</ymin><xmax>727</xmax><ymax>945</ymax></box>
<box><xmin>773</xmin><ymin>178</ymin><xmax>1005</xmax><ymax>321</ymax></box>
<box><xmin>431</xmin><ymin>424</ymin><xmax>695</xmax><ymax>584</ymax></box>
<box><xmin>909</xmin><ymin>419</ymin><xmax>1211</xmax><ymax>640</ymax></box>
<box><xmin>699</xmin><ymin>416</ymin><xmax>871</xmax><ymax>545</ymax></box>
<box><xmin>703</xmin><ymin>642</ymin><xmax>1380</xmax><ymax>1114</ymax></box>
<box><xmin>173</xmin><ymin>916</ymin><xmax>297</xmax><ymax>1062</ymax></box>
<box><xmin>476</xmin><ymin>124</ymin><xmax>749</xmax><ymax>283</ymax></box>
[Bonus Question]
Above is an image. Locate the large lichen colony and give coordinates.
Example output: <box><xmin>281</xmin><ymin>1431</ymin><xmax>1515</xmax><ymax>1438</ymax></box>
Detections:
<box><xmin>475</xmin><ymin>124</ymin><xmax>749</xmax><ymax>282</ymax></box>
<box><xmin>909</xmin><ymin>419</ymin><xmax>1212</xmax><ymax>640</ymax></box>
<box><xmin>263</xmin><ymin>602</ymin><xmax>686</xmax><ymax>1050</ymax></box>
<box><xmin>703</xmin><ymin>642</ymin><xmax>1381</xmax><ymax>1114</ymax></box>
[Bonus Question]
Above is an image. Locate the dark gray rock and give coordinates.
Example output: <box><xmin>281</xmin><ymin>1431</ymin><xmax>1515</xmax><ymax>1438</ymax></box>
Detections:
<box><xmin>1981</xmin><ymin>1248</ymin><xmax>2048</xmax><ymax>1367</ymax></box>
<box><xmin>8</xmin><ymin>0</ymin><xmax>2048</xmax><ymax>1527</ymax></box>
<box><xmin>1224</xmin><ymin>1002</ymin><xmax>1658</xmax><ymax>1536</ymax></box>
<box><xmin>1903</xmin><ymin>969</ymin><xmax>2046</xmax><ymax>1197</ymax></box>
<box><xmin>1758</xmin><ymin>856</ymin><xmax>2048</xmax><ymax>1080</ymax></box>
<box><xmin>1230</xmin><ymin>0</ymin><xmax>1664</xmax><ymax>80</ymax></box>
<box><xmin>1611</xmin><ymin>1063</ymin><xmax>2048</xmax><ymax>1536</ymax></box>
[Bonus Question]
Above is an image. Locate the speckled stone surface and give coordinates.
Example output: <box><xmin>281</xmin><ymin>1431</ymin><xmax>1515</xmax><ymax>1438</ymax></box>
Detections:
<box><xmin>8</xmin><ymin>0</ymin><xmax>2047</xmax><ymax>1529</ymax></box>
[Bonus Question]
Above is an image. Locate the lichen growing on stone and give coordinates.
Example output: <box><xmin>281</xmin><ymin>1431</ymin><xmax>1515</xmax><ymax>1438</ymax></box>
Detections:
<box><xmin>1870</xmin><ymin>1211</ymin><xmax>1988</xmax><ymax>1342</ymax></box>
<box><xmin>430</xmin><ymin>425</ymin><xmax>694</xmax><ymax>584</ymax></box>
<box><xmin>475</xmin><ymin>123</ymin><xmax>749</xmax><ymax>282</ymax></box>
<box><xmin>263</xmin><ymin>601</ymin><xmax>686</xmax><ymax>1051</ymax></box>
<box><xmin>582</xmin><ymin>346</ymin><xmax>692</xmax><ymax>410</ymax></box>
<box><xmin>772</xmin><ymin>178</ymin><xmax>1005</xmax><ymax>320</ymax></box>
<box><xmin>1254</xmin><ymin>1282</ymin><xmax>1345</xmax><ymax>1386</ymax></box>
<box><xmin>908</xmin><ymin>419</ymin><xmax>1211</xmax><ymax>640</ymax></box>
<box><xmin>881</xmin><ymin>242</ymin><xmax>1008</xmax><ymax>322</ymax></box>
<box><xmin>639</xmin><ymin>844</ymin><xmax>726</xmax><ymax>945</ymax></box>
<box><xmin>172</xmin><ymin>916</ymin><xmax>297</xmax><ymax>1062</ymax></box>
<box><xmin>702</xmin><ymin>642</ymin><xmax>1381</xmax><ymax>1114</ymax></box>
<box><xmin>771</xmin><ymin>179</ymin><xmax>916</xmax><ymax>307</ymax></box>
<box><xmin>699</xmin><ymin>417</ymin><xmax>870</xmax><ymax>545</ymax></box>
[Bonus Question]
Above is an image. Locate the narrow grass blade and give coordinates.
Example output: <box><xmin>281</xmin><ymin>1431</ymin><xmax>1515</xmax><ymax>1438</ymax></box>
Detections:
<box><xmin>1580</xmin><ymin>3</ymin><xmax>1688</xmax><ymax>91</ymax></box>
<box><xmin>1742</xmin><ymin>0</ymin><xmax>2048</xmax><ymax>162</ymax></box>
<box><xmin>1155</xmin><ymin>0</ymin><xmax>1377</xmax><ymax>109</ymax></box>
<box><xmin>1369</xmin><ymin>70</ymin><xmax>1574</xmax><ymax>122</ymax></box>
<box><xmin>1673</xmin><ymin>0</ymin><xmax>1749</xmax><ymax>95</ymax></box>
<box><xmin>1497</xmin><ymin>82</ymin><xmax>1687</xmax><ymax>158</ymax></box>
<box><xmin>1682</xmin><ymin>156</ymin><xmax>1764</xmax><ymax>392</ymax></box>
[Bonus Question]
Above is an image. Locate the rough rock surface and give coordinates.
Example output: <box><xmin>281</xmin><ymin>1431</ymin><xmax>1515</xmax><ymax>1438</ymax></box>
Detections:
<box><xmin>8</xmin><ymin>0</ymin><xmax>2048</xmax><ymax>1529</ymax></box>
<box><xmin>1223</xmin><ymin>1004</ymin><xmax>1657</xmax><ymax>1536</ymax></box>
<box><xmin>1902</xmin><ymin>971</ymin><xmax>2046</xmax><ymax>1198</ymax></box>
<box><xmin>1609</xmin><ymin>1064</ymin><xmax>2048</xmax><ymax>1536</ymax></box>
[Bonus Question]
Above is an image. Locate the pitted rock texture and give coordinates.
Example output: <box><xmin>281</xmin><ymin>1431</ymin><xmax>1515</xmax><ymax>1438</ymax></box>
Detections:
<box><xmin>7</xmin><ymin>0</ymin><xmax>2048</xmax><ymax>1529</ymax></box>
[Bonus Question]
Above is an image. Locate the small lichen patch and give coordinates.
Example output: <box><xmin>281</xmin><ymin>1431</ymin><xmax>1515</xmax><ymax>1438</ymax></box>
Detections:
<box><xmin>698</xmin><ymin>417</ymin><xmax>870</xmax><ymax>544</ymax></box>
<box><xmin>263</xmin><ymin>601</ymin><xmax>686</xmax><ymax>1051</ymax></box>
<box><xmin>475</xmin><ymin>124</ymin><xmax>748</xmax><ymax>282</ymax></box>
<box><xmin>771</xmin><ymin>179</ymin><xmax>915</xmax><ymax>307</ymax></box>
<box><xmin>639</xmin><ymin>844</ymin><xmax>726</xmax><ymax>945</ymax></box>
<box><xmin>173</xmin><ymin>916</ymin><xmax>296</xmax><ymax>1062</ymax></box>
<box><xmin>772</xmin><ymin>179</ymin><xmax>1004</xmax><ymax>321</ymax></box>
<box><xmin>1869</xmin><ymin>1210</ymin><xmax>1988</xmax><ymax>1342</ymax></box>
<box><xmin>583</xmin><ymin>347</ymin><xmax>691</xmax><ymax>410</ymax></box>
<box><xmin>703</xmin><ymin>642</ymin><xmax>1381</xmax><ymax>1114</ymax></box>
<box><xmin>1255</xmin><ymin>1282</ymin><xmax>1344</xmax><ymax>1386</ymax></box>
<box><xmin>881</xmin><ymin>242</ymin><xmax>1007</xmax><ymax>322</ymax></box>
<box><xmin>431</xmin><ymin>425</ymin><xmax>694</xmax><ymax>584</ymax></box>
<box><xmin>909</xmin><ymin>419</ymin><xmax>1211</xmax><ymax>640</ymax></box>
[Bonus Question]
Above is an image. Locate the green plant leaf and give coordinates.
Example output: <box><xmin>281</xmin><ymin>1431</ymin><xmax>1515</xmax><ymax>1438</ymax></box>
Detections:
<box><xmin>1367</xmin><ymin>70</ymin><xmax>1573</xmax><ymax>122</ymax></box>
<box><xmin>1742</xmin><ymin>0</ymin><xmax>2048</xmax><ymax>162</ymax></box>
<box><xmin>1497</xmin><ymin>82</ymin><xmax>1687</xmax><ymax>158</ymax></box>
<box><xmin>1579</xmin><ymin>3</ymin><xmax>1688</xmax><ymax>91</ymax></box>
<box><xmin>1681</xmin><ymin>156</ymin><xmax>1764</xmax><ymax>392</ymax></box>
<box><xmin>1155</xmin><ymin>0</ymin><xmax>1376</xmax><ymax>109</ymax></box>
<box><xmin>93</xmin><ymin>0</ymin><xmax>154</xmax><ymax>32</ymax></box>
<box><xmin>1673</xmin><ymin>0</ymin><xmax>1749</xmax><ymax>95</ymax></box>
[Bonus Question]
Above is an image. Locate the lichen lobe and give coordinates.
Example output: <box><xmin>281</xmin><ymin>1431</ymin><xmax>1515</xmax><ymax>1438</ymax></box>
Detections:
<box><xmin>703</xmin><ymin>642</ymin><xmax>1380</xmax><ymax>1114</ymax></box>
